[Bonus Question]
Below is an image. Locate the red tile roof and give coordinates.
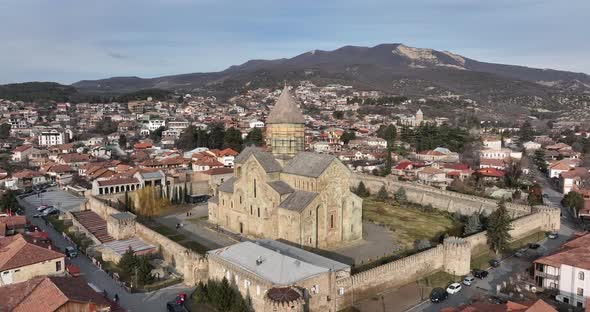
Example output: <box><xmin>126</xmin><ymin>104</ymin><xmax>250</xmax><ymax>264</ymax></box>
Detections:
<box><xmin>0</xmin><ymin>234</ymin><xmax>64</xmax><ymax>271</ymax></box>
<box><xmin>0</xmin><ymin>276</ymin><xmax>111</xmax><ymax>312</ymax></box>
<box><xmin>477</xmin><ymin>168</ymin><xmax>506</xmax><ymax>177</ymax></box>
<box><xmin>12</xmin><ymin>145</ymin><xmax>33</xmax><ymax>153</ymax></box>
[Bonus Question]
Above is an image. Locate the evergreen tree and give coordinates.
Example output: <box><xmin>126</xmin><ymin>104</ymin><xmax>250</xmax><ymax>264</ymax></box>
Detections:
<box><xmin>562</xmin><ymin>191</ymin><xmax>585</xmax><ymax>216</ymax></box>
<box><xmin>486</xmin><ymin>200</ymin><xmax>513</xmax><ymax>254</ymax></box>
<box><xmin>382</xmin><ymin>148</ymin><xmax>393</xmax><ymax>176</ymax></box>
<box><xmin>377</xmin><ymin>124</ymin><xmax>397</xmax><ymax>146</ymax></box>
<box><xmin>244</xmin><ymin>128</ymin><xmax>264</xmax><ymax>146</ymax></box>
<box><xmin>463</xmin><ymin>214</ymin><xmax>483</xmax><ymax>235</ymax></box>
<box><xmin>208</xmin><ymin>123</ymin><xmax>226</xmax><ymax>149</ymax></box>
<box><xmin>224</xmin><ymin>127</ymin><xmax>244</xmax><ymax>152</ymax></box>
<box><xmin>341</xmin><ymin>131</ymin><xmax>356</xmax><ymax>145</ymax></box>
<box><xmin>354</xmin><ymin>182</ymin><xmax>370</xmax><ymax>197</ymax></box>
<box><xmin>118</xmin><ymin>134</ymin><xmax>127</xmax><ymax>148</ymax></box>
<box><xmin>394</xmin><ymin>187</ymin><xmax>407</xmax><ymax>203</ymax></box>
<box><xmin>376</xmin><ymin>185</ymin><xmax>389</xmax><ymax>200</ymax></box>
<box><xmin>118</xmin><ymin>247</ymin><xmax>138</xmax><ymax>275</ymax></box>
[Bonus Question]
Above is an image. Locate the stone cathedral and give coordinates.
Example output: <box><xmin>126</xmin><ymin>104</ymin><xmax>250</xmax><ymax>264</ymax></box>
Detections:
<box><xmin>208</xmin><ymin>86</ymin><xmax>363</xmax><ymax>248</ymax></box>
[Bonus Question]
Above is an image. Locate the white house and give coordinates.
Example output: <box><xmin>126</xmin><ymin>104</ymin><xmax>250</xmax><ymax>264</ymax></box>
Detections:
<box><xmin>534</xmin><ymin>233</ymin><xmax>590</xmax><ymax>309</ymax></box>
<box><xmin>38</xmin><ymin>129</ymin><xmax>68</xmax><ymax>147</ymax></box>
<box><xmin>249</xmin><ymin>120</ymin><xmax>265</xmax><ymax>128</ymax></box>
<box><xmin>523</xmin><ymin>141</ymin><xmax>542</xmax><ymax>152</ymax></box>
<box><xmin>147</xmin><ymin>119</ymin><xmax>166</xmax><ymax>131</ymax></box>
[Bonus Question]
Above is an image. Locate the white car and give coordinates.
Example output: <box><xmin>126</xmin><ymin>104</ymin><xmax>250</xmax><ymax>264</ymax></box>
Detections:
<box><xmin>446</xmin><ymin>282</ymin><xmax>462</xmax><ymax>294</ymax></box>
<box><xmin>37</xmin><ymin>205</ymin><xmax>52</xmax><ymax>212</ymax></box>
<box><xmin>462</xmin><ymin>276</ymin><xmax>475</xmax><ymax>286</ymax></box>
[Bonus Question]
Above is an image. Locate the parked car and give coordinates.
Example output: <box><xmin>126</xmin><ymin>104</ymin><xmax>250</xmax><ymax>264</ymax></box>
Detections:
<box><xmin>446</xmin><ymin>282</ymin><xmax>462</xmax><ymax>294</ymax></box>
<box><xmin>472</xmin><ymin>269</ymin><xmax>489</xmax><ymax>279</ymax></box>
<box><xmin>42</xmin><ymin>207</ymin><xmax>59</xmax><ymax>216</ymax></box>
<box><xmin>488</xmin><ymin>295</ymin><xmax>507</xmax><ymax>305</ymax></box>
<box><xmin>462</xmin><ymin>276</ymin><xmax>475</xmax><ymax>286</ymax></box>
<box><xmin>529</xmin><ymin>243</ymin><xmax>541</xmax><ymax>249</ymax></box>
<box><xmin>429</xmin><ymin>287</ymin><xmax>448</xmax><ymax>303</ymax></box>
<box><xmin>166</xmin><ymin>302</ymin><xmax>188</xmax><ymax>312</ymax></box>
<box><xmin>547</xmin><ymin>232</ymin><xmax>558</xmax><ymax>239</ymax></box>
<box><xmin>37</xmin><ymin>205</ymin><xmax>52</xmax><ymax>212</ymax></box>
<box><xmin>489</xmin><ymin>259</ymin><xmax>500</xmax><ymax>268</ymax></box>
<box><xmin>65</xmin><ymin>246</ymin><xmax>78</xmax><ymax>258</ymax></box>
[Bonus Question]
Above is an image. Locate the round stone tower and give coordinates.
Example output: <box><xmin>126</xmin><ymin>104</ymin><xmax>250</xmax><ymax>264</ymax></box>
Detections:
<box><xmin>443</xmin><ymin>236</ymin><xmax>471</xmax><ymax>276</ymax></box>
<box><xmin>266</xmin><ymin>85</ymin><xmax>305</xmax><ymax>160</ymax></box>
<box><xmin>263</xmin><ymin>287</ymin><xmax>304</xmax><ymax>312</ymax></box>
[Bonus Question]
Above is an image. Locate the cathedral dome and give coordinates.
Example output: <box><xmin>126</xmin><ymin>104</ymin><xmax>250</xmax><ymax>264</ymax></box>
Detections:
<box><xmin>267</xmin><ymin>85</ymin><xmax>305</xmax><ymax>124</ymax></box>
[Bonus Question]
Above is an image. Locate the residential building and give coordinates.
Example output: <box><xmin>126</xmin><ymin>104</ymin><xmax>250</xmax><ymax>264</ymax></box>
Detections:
<box><xmin>38</xmin><ymin>129</ymin><xmax>68</xmax><ymax>147</ymax></box>
<box><xmin>0</xmin><ymin>276</ymin><xmax>112</xmax><ymax>311</ymax></box>
<box><xmin>0</xmin><ymin>234</ymin><xmax>65</xmax><ymax>285</ymax></box>
<box><xmin>534</xmin><ymin>232</ymin><xmax>590</xmax><ymax>309</ymax></box>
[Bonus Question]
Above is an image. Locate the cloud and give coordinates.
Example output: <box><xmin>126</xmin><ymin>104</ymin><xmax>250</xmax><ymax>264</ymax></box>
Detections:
<box><xmin>0</xmin><ymin>0</ymin><xmax>589</xmax><ymax>83</ymax></box>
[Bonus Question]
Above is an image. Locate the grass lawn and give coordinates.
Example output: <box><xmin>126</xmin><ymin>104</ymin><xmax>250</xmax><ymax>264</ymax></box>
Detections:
<box><xmin>363</xmin><ymin>198</ymin><xmax>463</xmax><ymax>249</ymax></box>
<box><xmin>416</xmin><ymin>271</ymin><xmax>457</xmax><ymax>299</ymax></box>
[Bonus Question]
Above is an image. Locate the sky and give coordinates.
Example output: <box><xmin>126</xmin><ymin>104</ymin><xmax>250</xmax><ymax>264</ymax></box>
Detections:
<box><xmin>1</xmin><ymin>0</ymin><xmax>589</xmax><ymax>84</ymax></box>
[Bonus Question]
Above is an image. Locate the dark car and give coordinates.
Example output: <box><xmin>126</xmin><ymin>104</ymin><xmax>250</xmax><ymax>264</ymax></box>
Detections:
<box><xmin>472</xmin><ymin>269</ymin><xmax>489</xmax><ymax>279</ymax></box>
<box><xmin>529</xmin><ymin>243</ymin><xmax>541</xmax><ymax>249</ymax></box>
<box><xmin>166</xmin><ymin>302</ymin><xmax>188</xmax><ymax>312</ymax></box>
<box><xmin>429</xmin><ymin>287</ymin><xmax>448</xmax><ymax>303</ymax></box>
<box><xmin>489</xmin><ymin>259</ymin><xmax>500</xmax><ymax>268</ymax></box>
<box><xmin>64</xmin><ymin>246</ymin><xmax>77</xmax><ymax>258</ymax></box>
<box><xmin>488</xmin><ymin>295</ymin><xmax>507</xmax><ymax>305</ymax></box>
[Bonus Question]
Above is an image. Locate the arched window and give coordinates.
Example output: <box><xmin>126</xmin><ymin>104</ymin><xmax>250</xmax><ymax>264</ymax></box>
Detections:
<box><xmin>253</xmin><ymin>179</ymin><xmax>257</xmax><ymax>198</ymax></box>
<box><xmin>579</xmin><ymin>272</ymin><xmax>585</xmax><ymax>281</ymax></box>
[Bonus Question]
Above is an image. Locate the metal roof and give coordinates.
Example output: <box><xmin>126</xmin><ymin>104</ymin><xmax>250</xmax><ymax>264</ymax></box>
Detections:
<box><xmin>278</xmin><ymin>191</ymin><xmax>318</xmax><ymax>212</ymax></box>
<box><xmin>282</xmin><ymin>152</ymin><xmax>336</xmax><ymax>178</ymax></box>
<box><xmin>266</xmin><ymin>86</ymin><xmax>305</xmax><ymax>124</ymax></box>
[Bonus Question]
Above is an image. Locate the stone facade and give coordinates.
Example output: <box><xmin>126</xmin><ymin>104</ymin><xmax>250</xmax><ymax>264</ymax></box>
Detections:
<box><xmin>209</xmin><ymin>87</ymin><xmax>363</xmax><ymax>249</ymax></box>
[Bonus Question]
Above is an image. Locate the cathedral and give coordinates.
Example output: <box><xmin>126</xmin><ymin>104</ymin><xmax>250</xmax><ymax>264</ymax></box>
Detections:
<box><xmin>208</xmin><ymin>86</ymin><xmax>363</xmax><ymax>248</ymax></box>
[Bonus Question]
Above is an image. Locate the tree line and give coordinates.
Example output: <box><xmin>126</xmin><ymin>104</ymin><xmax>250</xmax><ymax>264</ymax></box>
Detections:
<box><xmin>175</xmin><ymin>124</ymin><xmax>264</xmax><ymax>152</ymax></box>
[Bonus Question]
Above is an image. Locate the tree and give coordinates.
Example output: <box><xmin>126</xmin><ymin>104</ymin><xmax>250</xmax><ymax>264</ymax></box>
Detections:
<box><xmin>528</xmin><ymin>183</ymin><xmax>544</xmax><ymax>205</ymax></box>
<box><xmin>503</xmin><ymin>158</ymin><xmax>522</xmax><ymax>188</ymax></box>
<box><xmin>208</xmin><ymin>123</ymin><xmax>226</xmax><ymax>149</ymax></box>
<box><xmin>341</xmin><ymin>131</ymin><xmax>356</xmax><ymax>145</ymax></box>
<box><xmin>464</xmin><ymin>214</ymin><xmax>483</xmax><ymax>235</ymax></box>
<box><xmin>533</xmin><ymin>149</ymin><xmax>548</xmax><ymax>173</ymax></box>
<box><xmin>377</xmin><ymin>124</ymin><xmax>397</xmax><ymax>146</ymax></box>
<box><xmin>562</xmin><ymin>191</ymin><xmax>584</xmax><ymax>217</ymax></box>
<box><xmin>149</xmin><ymin>126</ymin><xmax>166</xmax><ymax>142</ymax></box>
<box><xmin>519</xmin><ymin>121</ymin><xmax>534</xmax><ymax>143</ymax></box>
<box><xmin>0</xmin><ymin>123</ymin><xmax>11</xmax><ymax>139</ymax></box>
<box><xmin>395</xmin><ymin>187</ymin><xmax>407</xmax><ymax>203</ymax></box>
<box><xmin>382</xmin><ymin>149</ymin><xmax>393</xmax><ymax>176</ymax></box>
<box><xmin>136</xmin><ymin>256</ymin><xmax>154</xmax><ymax>286</ymax></box>
<box><xmin>414</xmin><ymin>239</ymin><xmax>431</xmax><ymax>250</ymax></box>
<box><xmin>332</xmin><ymin>111</ymin><xmax>344</xmax><ymax>119</ymax></box>
<box><xmin>244</xmin><ymin>128</ymin><xmax>264</xmax><ymax>146</ymax></box>
<box><xmin>486</xmin><ymin>200</ymin><xmax>513</xmax><ymax>255</ymax></box>
<box><xmin>354</xmin><ymin>182</ymin><xmax>370</xmax><ymax>197</ymax></box>
<box><xmin>132</xmin><ymin>186</ymin><xmax>170</xmax><ymax>216</ymax></box>
<box><xmin>224</xmin><ymin>127</ymin><xmax>243</xmax><ymax>152</ymax></box>
<box><xmin>376</xmin><ymin>185</ymin><xmax>389</xmax><ymax>200</ymax></box>
<box><xmin>118</xmin><ymin>247</ymin><xmax>138</xmax><ymax>275</ymax></box>
<box><xmin>118</xmin><ymin>134</ymin><xmax>127</xmax><ymax>148</ymax></box>
<box><xmin>0</xmin><ymin>190</ymin><xmax>20</xmax><ymax>214</ymax></box>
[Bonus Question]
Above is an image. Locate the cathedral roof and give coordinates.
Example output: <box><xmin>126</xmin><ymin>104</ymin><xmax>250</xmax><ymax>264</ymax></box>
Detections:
<box><xmin>235</xmin><ymin>147</ymin><xmax>282</xmax><ymax>173</ymax></box>
<box><xmin>218</xmin><ymin>177</ymin><xmax>236</xmax><ymax>193</ymax></box>
<box><xmin>279</xmin><ymin>191</ymin><xmax>318</xmax><ymax>212</ymax></box>
<box><xmin>267</xmin><ymin>181</ymin><xmax>294</xmax><ymax>195</ymax></box>
<box><xmin>266</xmin><ymin>86</ymin><xmax>305</xmax><ymax>124</ymax></box>
<box><xmin>282</xmin><ymin>152</ymin><xmax>336</xmax><ymax>178</ymax></box>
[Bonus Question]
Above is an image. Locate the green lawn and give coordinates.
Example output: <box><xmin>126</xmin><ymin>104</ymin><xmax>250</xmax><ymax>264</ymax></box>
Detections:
<box><xmin>416</xmin><ymin>271</ymin><xmax>457</xmax><ymax>299</ymax></box>
<box><xmin>363</xmin><ymin>198</ymin><xmax>463</xmax><ymax>249</ymax></box>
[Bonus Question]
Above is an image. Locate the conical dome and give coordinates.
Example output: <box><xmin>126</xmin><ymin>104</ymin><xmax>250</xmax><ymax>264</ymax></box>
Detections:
<box><xmin>267</xmin><ymin>85</ymin><xmax>305</xmax><ymax>124</ymax></box>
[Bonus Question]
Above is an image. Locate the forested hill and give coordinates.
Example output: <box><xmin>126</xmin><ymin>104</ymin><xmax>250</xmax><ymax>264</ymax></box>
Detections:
<box><xmin>0</xmin><ymin>82</ymin><xmax>77</xmax><ymax>102</ymax></box>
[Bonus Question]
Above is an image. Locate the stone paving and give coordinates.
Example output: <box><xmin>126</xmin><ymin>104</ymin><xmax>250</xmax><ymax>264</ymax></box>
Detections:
<box><xmin>21</xmin><ymin>188</ymin><xmax>85</xmax><ymax>212</ymax></box>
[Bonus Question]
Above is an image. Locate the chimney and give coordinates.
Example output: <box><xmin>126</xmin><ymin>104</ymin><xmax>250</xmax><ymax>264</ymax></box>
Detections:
<box><xmin>47</xmin><ymin>245</ymin><xmax>52</xmax><ymax>250</ymax></box>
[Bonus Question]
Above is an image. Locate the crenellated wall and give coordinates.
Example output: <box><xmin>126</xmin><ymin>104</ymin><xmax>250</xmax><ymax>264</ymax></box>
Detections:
<box><xmin>355</xmin><ymin>174</ymin><xmax>533</xmax><ymax>217</ymax></box>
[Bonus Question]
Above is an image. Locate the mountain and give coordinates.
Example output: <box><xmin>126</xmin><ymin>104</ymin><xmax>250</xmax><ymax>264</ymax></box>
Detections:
<box><xmin>0</xmin><ymin>82</ymin><xmax>78</xmax><ymax>102</ymax></box>
<box><xmin>72</xmin><ymin>43</ymin><xmax>590</xmax><ymax>111</ymax></box>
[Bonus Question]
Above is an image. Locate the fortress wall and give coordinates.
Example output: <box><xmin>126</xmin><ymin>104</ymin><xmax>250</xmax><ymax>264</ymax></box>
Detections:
<box><xmin>83</xmin><ymin>195</ymin><xmax>208</xmax><ymax>285</ymax></box>
<box><xmin>355</xmin><ymin>174</ymin><xmax>532</xmax><ymax>217</ymax></box>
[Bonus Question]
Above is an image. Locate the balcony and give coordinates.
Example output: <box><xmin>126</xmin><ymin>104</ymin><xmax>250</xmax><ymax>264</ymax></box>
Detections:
<box><xmin>535</xmin><ymin>270</ymin><xmax>559</xmax><ymax>280</ymax></box>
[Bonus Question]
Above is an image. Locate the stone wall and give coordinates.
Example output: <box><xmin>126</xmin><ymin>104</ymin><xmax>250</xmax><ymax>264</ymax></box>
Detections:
<box><xmin>82</xmin><ymin>195</ymin><xmax>208</xmax><ymax>285</ymax></box>
<box><xmin>335</xmin><ymin>210</ymin><xmax>561</xmax><ymax>310</ymax></box>
<box><xmin>355</xmin><ymin>174</ymin><xmax>533</xmax><ymax>217</ymax></box>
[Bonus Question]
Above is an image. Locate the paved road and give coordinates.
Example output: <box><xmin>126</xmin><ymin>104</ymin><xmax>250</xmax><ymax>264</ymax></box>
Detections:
<box><xmin>18</xmin><ymin>192</ymin><xmax>194</xmax><ymax>312</ymax></box>
<box><xmin>156</xmin><ymin>204</ymin><xmax>237</xmax><ymax>250</ymax></box>
<box><xmin>406</xmin><ymin>163</ymin><xmax>579</xmax><ymax>312</ymax></box>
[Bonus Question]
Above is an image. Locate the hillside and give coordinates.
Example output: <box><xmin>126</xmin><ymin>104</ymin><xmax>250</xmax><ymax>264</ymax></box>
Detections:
<box><xmin>72</xmin><ymin>43</ymin><xmax>590</xmax><ymax>99</ymax></box>
<box><xmin>0</xmin><ymin>82</ymin><xmax>78</xmax><ymax>102</ymax></box>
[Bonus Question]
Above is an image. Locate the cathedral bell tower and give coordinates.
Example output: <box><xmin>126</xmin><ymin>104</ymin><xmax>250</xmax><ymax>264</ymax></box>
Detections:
<box><xmin>266</xmin><ymin>85</ymin><xmax>305</xmax><ymax>159</ymax></box>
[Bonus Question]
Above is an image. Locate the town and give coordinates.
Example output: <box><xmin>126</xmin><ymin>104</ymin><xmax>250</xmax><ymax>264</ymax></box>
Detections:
<box><xmin>0</xmin><ymin>78</ymin><xmax>589</xmax><ymax>312</ymax></box>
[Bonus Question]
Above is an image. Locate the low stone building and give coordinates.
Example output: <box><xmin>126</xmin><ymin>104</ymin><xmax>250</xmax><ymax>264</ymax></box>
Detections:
<box><xmin>207</xmin><ymin>239</ymin><xmax>350</xmax><ymax>312</ymax></box>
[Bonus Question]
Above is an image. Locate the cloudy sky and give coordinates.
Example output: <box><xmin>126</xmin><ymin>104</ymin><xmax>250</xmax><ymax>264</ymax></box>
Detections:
<box><xmin>1</xmin><ymin>0</ymin><xmax>589</xmax><ymax>84</ymax></box>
